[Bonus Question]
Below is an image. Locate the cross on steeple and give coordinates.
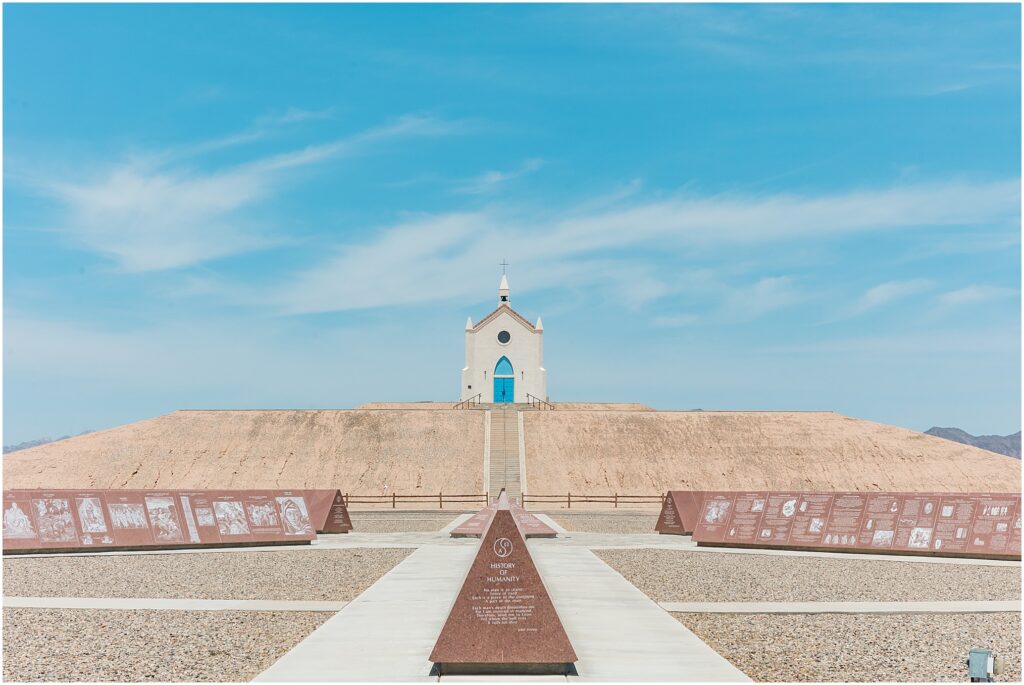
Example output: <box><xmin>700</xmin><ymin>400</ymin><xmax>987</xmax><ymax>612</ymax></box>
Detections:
<box><xmin>500</xmin><ymin>259</ymin><xmax>509</xmax><ymax>276</ymax></box>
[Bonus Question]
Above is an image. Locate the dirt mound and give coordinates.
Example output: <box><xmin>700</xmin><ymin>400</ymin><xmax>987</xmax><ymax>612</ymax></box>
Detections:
<box><xmin>357</xmin><ymin>402</ymin><xmax>457</xmax><ymax>410</ymax></box>
<box><xmin>523</xmin><ymin>410</ymin><xmax>1020</xmax><ymax>495</ymax></box>
<box><xmin>552</xmin><ymin>403</ymin><xmax>653</xmax><ymax>411</ymax></box>
<box><xmin>6</xmin><ymin>407</ymin><xmax>1017</xmax><ymax>499</ymax></box>
<box><xmin>3</xmin><ymin>409</ymin><xmax>484</xmax><ymax>493</ymax></box>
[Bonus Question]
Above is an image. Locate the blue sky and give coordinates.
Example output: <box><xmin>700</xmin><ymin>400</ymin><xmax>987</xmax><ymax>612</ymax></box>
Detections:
<box><xmin>4</xmin><ymin>3</ymin><xmax>1021</xmax><ymax>444</ymax></box>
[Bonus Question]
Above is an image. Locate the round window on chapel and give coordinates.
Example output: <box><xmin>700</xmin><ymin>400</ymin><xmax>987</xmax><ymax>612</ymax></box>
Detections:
<box><xmin>497</xmin><ymin>330</ymin><xmax>511</xmax><ymax>344</ymax></box>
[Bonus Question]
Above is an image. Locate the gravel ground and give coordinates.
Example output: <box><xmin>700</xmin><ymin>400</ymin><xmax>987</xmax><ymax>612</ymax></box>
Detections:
<box><xmin>349</xmin><ymin>512</ymin><xmax>460</xmax><ymax>532</ymax></box>
<box><xmin>547</xmin><ymin>512</ymin><xmax>659</xmax><ymax>534</ymax></box>
<box><xmin>4</xmin><ymin>548</ymin><xmax>411</xmax><ymax>601</ymax></box>
<box><xmin>596</xmin><ymin>548</ymin><xmax>1021</xmax><ymax>602</ymax></box>
<box><xmin>3</xmin><ymin>607</ymin><xmax>327</xmax><ymax>682</ymax></box>
<box><xmin>675</xmin><ymin>612</ymin><xmax>1021</xmax><ymax>682</ymax></box>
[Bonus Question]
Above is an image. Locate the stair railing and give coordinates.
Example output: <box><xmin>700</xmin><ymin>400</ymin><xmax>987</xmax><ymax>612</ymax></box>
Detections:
<box><xmin>453</xmin><ymin>393</ymin><xmax>482</xmax><ymax>410</ymax></box>
<box><xmin>525</xmin><ymin>393</ymin><xmax>554</xmax><ymax>410</ymax></box>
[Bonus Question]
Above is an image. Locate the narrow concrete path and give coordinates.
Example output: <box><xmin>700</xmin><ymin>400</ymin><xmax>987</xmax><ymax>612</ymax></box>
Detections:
<box><xmin>528</xmin><ymin>540</ymin><xmax>751</xmax><ymax>682</ymax></box>
<box><xmin>3</xmin><ymin>596</ymin><xmax>347</xmax><ymax>612</ymax></box>
<box><xmin>256</xmin><ymin>543</ymin><xmax>476</xmax><ymax>682</ymax></box>
<box><xmin>256</xmin><ymin>534</ymin><xmax>751</xmax><ymax>681</ymax></box>
<box><xmin>658</xmin><ymin>600</ymin><xmax>1021</xmax><ymax>614</ymax></box>
<box><xmin>535</xmin><ymin>514</ymin><xmax>568</xmax><ymax>535</ymax></box>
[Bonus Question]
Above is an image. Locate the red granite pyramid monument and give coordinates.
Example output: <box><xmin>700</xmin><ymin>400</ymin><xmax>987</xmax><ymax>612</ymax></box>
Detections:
<box><xmin>430</xmin><ymin>490</ymin><xmax>577</xmax><ymax>675</ymax></box>
<box><xmin>303</xmin><ymin>489</ymin><xmax>353</xmax><ymax>533</ymax></box>
<box><xmin>656</xmin><ymin>490</ymin><xmax>703</xmax><ymax>535</ymax></box>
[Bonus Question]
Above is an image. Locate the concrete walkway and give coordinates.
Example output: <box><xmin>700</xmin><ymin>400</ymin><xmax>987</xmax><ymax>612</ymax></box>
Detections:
<box><xmin>658</xmin><ymin>600</ymin><xmax>1021</xmax><ymax>614</ymax></box>
<box><xmin>528</xmin><ymin>540</ymin><xmax>751</xmax><ymax>682</ymax></box>
<box><xmin>256</xmin><ymin>537</ymin><xmax>750</xmax><ymax>682</ymax></box>
<box><xmin>3</xmin><ymin>596</ymin><xmax>347</xmax><ymax>612</ymax></box>
<box><xmin>256</xmin><ymin>543</ymin><xmax>476</xmax><ymax>682</ymax></box>
<box><xmin>535</xmin><ymin>514</ymin><xmax>569</xmax><ymax>535</ymax></box>
<box><xmin>11</xmin><ymin>512</ymin><xmax>1017</xmax><ymax>683</ymax></box>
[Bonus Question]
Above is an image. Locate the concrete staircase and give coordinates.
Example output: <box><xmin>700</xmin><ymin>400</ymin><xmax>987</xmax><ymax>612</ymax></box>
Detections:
<box><xmin>488</xmin><ymin>405</ymin><xmax>523</xmax><ymax>502</ymax></box>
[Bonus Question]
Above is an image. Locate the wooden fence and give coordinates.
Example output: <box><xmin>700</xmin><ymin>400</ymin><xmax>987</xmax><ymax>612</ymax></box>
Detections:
<box><xmin>341</xmin><ymin>493</ymin><xmax>488</xmax><ymax>509</ymax></box>
<box><xmin>522</xmin><ymin>493</ymin><xmax>663</xmax><ymax>508</ymax></box>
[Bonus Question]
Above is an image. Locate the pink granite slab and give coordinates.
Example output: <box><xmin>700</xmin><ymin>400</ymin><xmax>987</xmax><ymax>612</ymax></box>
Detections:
<box><xmin>430</xmin><ymin>492</ymin><xmax>576</xmax><ymax>674</ymax></box>
<box><xmin>302</xmin><ymin>489</ymin><xmax>353</xmax><ymax>533</ymax></box>
<box><xmin>692</xmin><ymin>490</ymin><xmax>1021</xmax><ymax>560</ymax></box>
<box><xmin>655</xmin><ymin>491</ymin><xmax>705</xmax><ymax>535</ymax></box>
<box><xmin>510</xmin><ymin>503</ymin><xmax>557</xmax><ymax>538</ymax></box>
<box><xmin>3</xmin><ymin>489</ymin><xmax>317</xmax><ymax>553</ymax></box>
<box><xmin>451</xmin><ymin>504</ymin><xmax>498</xmax><ymax>538</ymax></box>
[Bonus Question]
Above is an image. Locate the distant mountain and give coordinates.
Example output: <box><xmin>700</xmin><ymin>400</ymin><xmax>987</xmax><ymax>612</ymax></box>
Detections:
<box><xmin>925</xmin><ymin>427</ymin><xmax>1021</xmax><ymax>459</ymax></box>
<box><xmin>4</xmin><ymin>430</ymin><xmax>93</xmax><ymax>455</ymax></box>
<box><xmin>4</xmin><ymin>437</ymin><xmax>59</xmax><ymax>454</ymax></box>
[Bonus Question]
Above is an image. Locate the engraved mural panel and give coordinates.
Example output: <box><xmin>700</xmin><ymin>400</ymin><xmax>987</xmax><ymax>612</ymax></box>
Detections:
<box><xmin>277</xmin><ymin>496</ymin><xmax>312</xmax><ymax>535</ymax></box>
<box><xmin>32</xmin><ymin>497</ymin><xmax>78</xmax><ymax>543</ymax></box>
<box><xmin>144</xmin><ymin>496</ymin><xmax>185</xmax><ymax>543</ymax></box>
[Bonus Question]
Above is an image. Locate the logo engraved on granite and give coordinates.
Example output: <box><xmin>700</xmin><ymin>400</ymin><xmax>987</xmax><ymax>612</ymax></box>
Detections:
<box><xmin>493</xmin><ymin>537</ymin><xmax>513</xmax><ymax>557</ymax></box>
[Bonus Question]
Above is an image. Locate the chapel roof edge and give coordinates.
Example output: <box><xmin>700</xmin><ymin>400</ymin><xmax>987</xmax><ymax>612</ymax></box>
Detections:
<box><xmin>468</xmin><ymin>303</ymin><xmax>538</xmax><ymax>333</ymax></box>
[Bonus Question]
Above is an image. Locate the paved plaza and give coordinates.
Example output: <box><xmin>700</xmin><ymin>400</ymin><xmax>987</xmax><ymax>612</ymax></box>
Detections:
<box><xmin>3</xmin><ymin>510</ymin><xmax>1020</xmax><ymax>682</ymax></box>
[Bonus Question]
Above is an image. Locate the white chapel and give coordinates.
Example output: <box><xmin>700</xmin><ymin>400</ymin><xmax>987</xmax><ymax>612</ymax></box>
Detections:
<box><xmin>460</xmin><ymin>275</ymin><xmax>547</xmax><ymax>403</ymax></box>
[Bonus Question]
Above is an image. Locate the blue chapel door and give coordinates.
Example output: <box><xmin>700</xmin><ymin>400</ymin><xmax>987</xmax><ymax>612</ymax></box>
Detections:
<box><xmin>493</xmin><ymin>356</ymin><xmax>514</xmax><ymax>403</ymax></box>
<box><xmin>494</xmin><ymin>377</ymin><xmax>514</xmax><ymax>403</ymax></box>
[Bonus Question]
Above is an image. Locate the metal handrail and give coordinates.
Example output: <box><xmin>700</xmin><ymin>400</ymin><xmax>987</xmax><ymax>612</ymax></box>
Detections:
<box><xmin>525</xmin><ymin>393</ymin><xmax>554</xmax><ymax>410</ymax></box>
<box><xmin>453</xmin><ymin>393</ymin><xmax>483</xmax><ymax>410</ymax></box>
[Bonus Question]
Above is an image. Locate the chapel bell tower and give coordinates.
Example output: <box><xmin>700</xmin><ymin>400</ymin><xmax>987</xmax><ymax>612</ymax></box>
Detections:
<box><xmin>461</xmin><ymin>273</ymin><xmax>546</xmax><ymax>403</ymax></box>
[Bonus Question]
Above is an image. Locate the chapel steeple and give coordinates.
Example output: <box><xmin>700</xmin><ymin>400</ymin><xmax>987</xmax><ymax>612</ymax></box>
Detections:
<box><xmin>499</xmin><ymin>274</ymin><xmax>510</xmax><ymax>304</ymax></box>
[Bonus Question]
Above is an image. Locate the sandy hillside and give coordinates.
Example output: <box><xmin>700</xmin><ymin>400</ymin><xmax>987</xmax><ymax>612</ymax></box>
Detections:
<box><xmin>3</xmin><ymin>409</ymin><xmax>484</xmax><ymax>493</ymax></box>
<box><xmin>552</xmin><ymin>402</ymin><xmax>653</xmax><ymax>411</ymax></box>
<box><xmin>523</xmin><ymin>410</ymin><xmax>1021</xmax><ymax>494</ymax></box>
<box><xmin>357</xmin><ymin>402</ymin><xmax>457</xmax><ymax>410</ymax></box>
<box><xmin>6</xmin><ymin>407</ymin><xmax>1018</xmax><ymax>497</ymax></box>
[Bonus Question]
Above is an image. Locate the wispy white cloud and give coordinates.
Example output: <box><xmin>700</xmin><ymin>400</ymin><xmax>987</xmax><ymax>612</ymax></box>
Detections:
<box><xmin>893</xmin><ymin>229</ymin><xmax>1020</xmax><ymax>264</ymax></box>
<box><xmin>255</xmin><ymin>106</ymin><xmax>338</xmax><ymax>126</ymax></box>
<box><xmin>162</xmin><ymin>129</ymin><xmax>272</xmax><ymax>162</ymax></box>
<box><xmin>936</xmin><ymin>284</ymin><xmax>1018</xmax><ymax>308</ymax></box>
<box><xmin>720</xmin><ymin>276</ymin><xmax>805</xmax><ymax>321</ymax></box>
<box><xmin>270</xmin><ymin>178</ymin><xmax>1019</xmax><ymax>314</ymax></box>
<box><xmin>836</xmin><ymin>278</ymin><xmax>934</xmax><ymax>320</ymax></box>
<box><xmin>49</xmin><ymin>165</ymin><xmax>279</xmax><ymax>272</ymax></box>
<box><xmin>150</xmin><ymin>106</ymin><xmax>341</xmax><ymax>165</ymax></box>
<box><xmin>37</xmin><ymin>115</ymin><xmax>466</xmax><ymax>272</ymax></box>
<box><xmin>246</xmin><ymin>115</ymin><xmax>461</xmax><ymax>174</ymax></box>
<box><xmin>768</xmin><ymin>328</ymin><xmax>1019</xmax><ymax>357</ymax></box>
<box><xmin>922</xmin><ymin>82</ymin><xmax>976</xmax><ymax>96</ymax></box>
<box><xmin>567</xmin><ymin>5</ymin><xmax>1019</xmax><ymax>104</ymax></box>
<box><xmin>454</xmin><ymin>158</ymin><xmax>544</xmax><ymax>194</ymax></box>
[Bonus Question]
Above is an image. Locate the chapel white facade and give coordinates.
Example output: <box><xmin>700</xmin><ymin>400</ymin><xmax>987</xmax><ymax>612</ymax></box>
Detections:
<box><xmin>460</xmin><ymin>275</ymin><xmax>547</xmax><ymax>403</ymax></box>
